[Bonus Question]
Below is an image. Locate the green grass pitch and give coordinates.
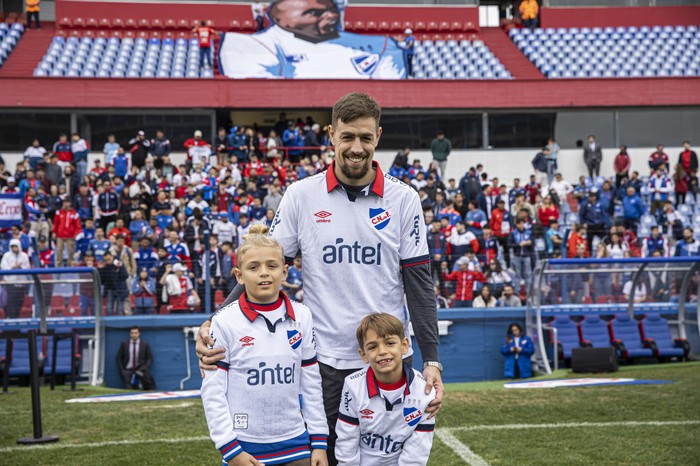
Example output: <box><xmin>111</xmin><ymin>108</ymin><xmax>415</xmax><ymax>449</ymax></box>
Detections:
<box><xmin>0</xmin><ymin>362</ymin><xmax>698</xmax><ymax>465</ymax></box>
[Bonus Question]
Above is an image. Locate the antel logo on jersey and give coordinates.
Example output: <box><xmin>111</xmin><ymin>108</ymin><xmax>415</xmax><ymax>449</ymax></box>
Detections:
<box><xmin>359</xmin><ymin>409</ymin><xmax>374</xmax><ymax>419</ymax></box>
<box><xmin>314</xmin><ymin>210</ymin><xmax>332</xmax><ymax>223</ymax></box>
<box><xmin>369</xmin><ymin>208</ymin><xmax>391</xmax><ymax>230</ymax></box>
<box><xmin>239</xmin><ymin>336</ymin><xmax>255</xmax><ymax>347</ymax></box>
<box><xmin>322</xmin><ymin>238</ymin><xmax>382</xmax><ymax>265</ymax></box>
<box><xmin>403</xmin><ymin>407</ymin><xmax>422</xmax><ymax>427</ymax></box>
<box><xmin>287</xmin><ymin>329</ymin><xmax>302</xmax><ymax>350</ymax></box>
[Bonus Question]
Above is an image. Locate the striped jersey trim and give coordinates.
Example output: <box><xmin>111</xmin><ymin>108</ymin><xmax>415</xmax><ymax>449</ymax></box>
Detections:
<box><xmin>219</xmin><ymin>439</ymin><xmax>242</xmax><ymax>460</ymax></box>
<box><xmin>338</xmin><ymin>412</ymin><xmax>359</xmax><ymax>426</ymax></box>
<box><xmin>400</xmin><ymin>254</ymin><xmax>431</xmax><ymax>268</ymax></box>
<box><xmin>215</xmin><ymin>361</ymin><xmax>230</xmax><ymax>372</ymax></box>
<box><xmin>301</xmin><ymin>356</ymin><xmax>318</xmax><ymax>367</ymax></box>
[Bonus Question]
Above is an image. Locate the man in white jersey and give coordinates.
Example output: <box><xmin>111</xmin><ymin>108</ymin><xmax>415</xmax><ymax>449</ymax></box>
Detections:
<box><xmin>198</xmin><ymin>93</ymin><xmax>442</xmax><ymax>465</ymax></box>
<box><xmin>219</xmin><ymin>0</ymin><xmax>406</xmax><ymax>79</ymax></box>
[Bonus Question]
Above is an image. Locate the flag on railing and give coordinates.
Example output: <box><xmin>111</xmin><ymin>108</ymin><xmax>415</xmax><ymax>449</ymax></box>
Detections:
<box><xmin>0</xmin><ymin>193</ymin><xmax>23</xmax><ymax>228</ymax></box>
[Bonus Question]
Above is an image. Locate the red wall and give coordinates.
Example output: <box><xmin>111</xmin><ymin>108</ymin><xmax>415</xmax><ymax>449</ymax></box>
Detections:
<box><xmin>1</xmin><ymin>77</ymin><xmax>699</xmax><ymax>109</ymax></box>
<box><xmin>541</xmin><ymin>6</ymin><xmax>700</xmax><ymax>29</ymax></box>
<box><xmin>55</xmin><ymin>0</ymin><xmax>478</xmax><ymax>30</ymax></box>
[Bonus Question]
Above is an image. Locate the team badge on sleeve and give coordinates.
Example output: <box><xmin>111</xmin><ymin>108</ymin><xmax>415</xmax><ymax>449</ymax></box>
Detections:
<box><xmin>403</xmin><ymin>407</ymin><xmax>422</xmax><ymax>427</ymax></box>
<box><xmin>287</xmin><ymin>330</ymin><xmax>303</xmax><ymax>349</ymax></box>
<box><xmin>369</xmin><ymin>208</ymin><xmax>391</xmax><ymax>230</ymax></box>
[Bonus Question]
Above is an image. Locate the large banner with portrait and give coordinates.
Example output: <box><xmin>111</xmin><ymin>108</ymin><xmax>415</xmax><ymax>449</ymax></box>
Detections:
<box><xmin>219</xmin><ymin>0</ymin><xmax>408</xmax><ymax>79</ymax></box>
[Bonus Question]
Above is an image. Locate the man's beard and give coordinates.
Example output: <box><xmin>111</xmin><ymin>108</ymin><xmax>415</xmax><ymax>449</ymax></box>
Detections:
<box><xmin>339</xmin><ymin>153</ymin><xmax>371</xmax><ymax>181</ymax></box>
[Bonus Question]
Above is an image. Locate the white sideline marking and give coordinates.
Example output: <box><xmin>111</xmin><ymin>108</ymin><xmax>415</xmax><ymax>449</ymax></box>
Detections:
<box><xmin>435</xmin><ymin>420</ymin><xmax>700</xmax><ymax>465</ymax></box>
<box><xmin>435</xmin><ymin>429</ymin><xmax>490</xmax><ymax>466</ymax></box>
<box><xmin>0</xmin><ymin>436</ymin><xmax>211</xmax><ymax>453</ymax></box>
<box><xmin>444</xmin><ymin>420</ymin><xmax>700</xmax><ymax>432</ymax></box>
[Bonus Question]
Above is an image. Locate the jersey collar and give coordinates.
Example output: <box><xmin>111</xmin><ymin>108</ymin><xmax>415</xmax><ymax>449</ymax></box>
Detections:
<box><xmin>366</xmin><ymin>362</ymin><xmax>414</xmax><ymax>399</ymax></box>
<box><xmin>325</xmin><ymin>160</ymin><xmax>385</xmax><ymax>198</ymax></box>
<box><xmin>239</xmin><ymin>291</ymin><xmax>296</xmax><ymax>323</ymax></box>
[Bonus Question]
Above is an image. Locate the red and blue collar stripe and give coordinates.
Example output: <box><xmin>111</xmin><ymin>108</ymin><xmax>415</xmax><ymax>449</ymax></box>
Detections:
<box><xmin>366</xmin><ymin>362</ymin><xmax>414</xmax><ymax>399</ymax></box>
<box><xmin>239</xmin><ymin>291</ymin><xmax>296</xmax><ymax>323</ymax></box>
<box><xmin>325</xmin><ymin>160</ymin><xmax>385</xmax><ymax>198</ymax></box>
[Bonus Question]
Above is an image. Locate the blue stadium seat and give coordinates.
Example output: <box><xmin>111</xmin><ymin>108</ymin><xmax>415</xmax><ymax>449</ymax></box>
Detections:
<box><xmin>639</xmin><ymin>314</ymin><xmax>689</xmax><ymax>360</ymax></box>
<box><xmin>610</xmin><ymin>314</ymin><xmax>653</xmax><ymax>360</ymax></box>
<box><xmin>550</xmin><ymin>315</ymin><xmax>581</xmax><ymax>361</ymax></box>
<box><xmin>44</xmin><ymin>329</ymin><xmax>80</xmax><ymax>377</ymax></box>
<box><xmin>578</xmin><ymin>315</ymin><xmax>613</xmax><ymax>350</ymax></box>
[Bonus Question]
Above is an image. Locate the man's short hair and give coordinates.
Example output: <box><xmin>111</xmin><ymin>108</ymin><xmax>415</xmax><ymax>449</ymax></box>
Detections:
<box><xmin>130</xmin><ymin>326</ymin><xmax>140</xmax><ymax>332</ymax></box>
<box><xmin>356</xmin><ymin>313</ymin><xmax>405</xmax><ymax>350</ymax></box>
<box><xmin>331</xmin><ymin>92</ymin><xmax>381</xmax><ymax>128</ymax></box>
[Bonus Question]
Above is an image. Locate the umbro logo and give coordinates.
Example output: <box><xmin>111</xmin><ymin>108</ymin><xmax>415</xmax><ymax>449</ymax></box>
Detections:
<box><xmin>314</xmin><ymin>211</ymin><xmax>332</xmax><ymax>223</ymax></box>
<box><xmin>239</xmin><ymin>336</ymin><xmax>255</xmax><ymax>347</ymax></box>
<box><xmin>360</xmin><ymin>409</ymin><xmax>374</xmax><ymax>419</ymax></box>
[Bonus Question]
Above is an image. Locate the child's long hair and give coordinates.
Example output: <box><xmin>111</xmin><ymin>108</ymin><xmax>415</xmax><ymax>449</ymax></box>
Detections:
<box><xmin>236</xmin><ymin>224</ymin><xmax>284</xmax><ymax>266</ymax></box>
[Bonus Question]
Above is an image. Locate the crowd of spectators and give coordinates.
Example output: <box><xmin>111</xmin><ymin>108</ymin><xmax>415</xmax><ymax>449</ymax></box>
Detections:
<box><xmin>0</xmin><ymin>113</ymin><xmax>332</xmax><ymax>316</ymax></box>
<box><xmin>0</xmin><ymin>123</ymin><xmax>698</xmax><ymax>316</ymax></box>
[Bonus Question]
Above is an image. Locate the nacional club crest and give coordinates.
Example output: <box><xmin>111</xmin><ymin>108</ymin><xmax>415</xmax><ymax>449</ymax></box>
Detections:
<box><xmin>403</xmin><ymin>407</ymin><xmax>422</xmax><ymax>427</ymax></box>
<box><xmin>351</xmin><ymin>53</ymin><xmax>380</xmax><ymax>76</ymax></box>
<box><xmin>369</xmin><ymin>208</ymin><xmax>391</xmax><ymax>230</ymax></box>
<box><xmin>287</xmin><ymin>330</ymin><xmax>302</xmax><ymax>349</ymax></box>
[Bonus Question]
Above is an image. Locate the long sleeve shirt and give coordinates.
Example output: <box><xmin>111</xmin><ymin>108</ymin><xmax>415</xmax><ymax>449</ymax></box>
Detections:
<box><xmin>201</xmin><ymin>293</ymin><xmax>328</xmax><ymax>463</ymax></box>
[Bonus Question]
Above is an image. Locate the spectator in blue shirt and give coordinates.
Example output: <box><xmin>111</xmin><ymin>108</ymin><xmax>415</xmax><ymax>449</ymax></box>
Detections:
<box><xmin>282</xmin><ymin>256</ymin><xmax>304</xmax><ymax>301</ymax></box>
<box><xmin>579</xmin><ymin>191</ymin><xmax>609</xmax><ymax>252</ymax></box>
<box><xmin>103</xmin><ymin>134</ymin><xmax>120</xmax><ymax>166</ymax></box>
<box><xmin>675</xmin><ymin>228</ymin><xmax>700</xmax><ymax>257</ymax></box>
<box><xmin>545</xmin><ymin>219</ymin><xmax>564</xmax><ymax>258</ymax></box>
<box><xmin>622</xmin><ymin>186</ymin><xmax>644</xmax><ymax>231</ymax></box>
<box><xmin>88</xmin><ymin>228</ymin><xmax>111</xmax><ymax>263</ymax></box>
<box><xmin>282</xmin><ymin>123</ymin><xmax>304</xmax><ymax>162</ymax></box>
<box><xmin>401</xmin><ymin>28</ymin><xmax>415</xmax><ymax>77</ymax></box>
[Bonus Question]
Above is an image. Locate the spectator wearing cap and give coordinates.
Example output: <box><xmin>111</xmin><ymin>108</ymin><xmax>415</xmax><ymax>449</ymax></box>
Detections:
<box><xmin>51</xmin><ymin>197</ymin><xmax>81</xmax><ymax>267</ymax></box>
<box><xmin>184</xmin><ymin>130</ymin><xmax>212</xmax><ymax>169</ymax></box>
<box><xmin>23</xmin><ymin>139</ymin><xmax>47</xmax><ymax>172</ymax></box>
<box><xmin>1</xmin><ymin>239</ymin><xmax>30</xmax><ymax>318</ymax></box>
<box><xmin>401</xmin><ymin>28</ymin><xmax>415</xmax><ymax>77</ymax></box>
<box><xmin>98</xmin><ymin>250</ymin><xmax>129</xmax><ymax>316</ymax></box>
<box><xmin>128</xmin><ymin>131</ymin><xmax>151</xmax><ymax>169</ymax></box>
<box><xmin>161</xmin><ymin>262</ymin><xmax>198</xmax><ymax>312</ymax></box>
<box><xmin>2</xmin><ymin>176</ymin><xmax>18</xmax><ymax>193</ymax></box>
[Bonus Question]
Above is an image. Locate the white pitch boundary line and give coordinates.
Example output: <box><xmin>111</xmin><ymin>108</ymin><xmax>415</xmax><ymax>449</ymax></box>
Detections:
<box><xmin>435</xmin><ymin>429</ymin><xmax>490</xmax><ymax>466</ymax></box>
<box><xmin>443</xmin><ymin>420</ymin><xmax>700</xmax><ymax>432</ymax></box>
<box><xmin>0</xmin><ymin>436</ymin><xmax>211</xmax><ymax>453</ymax></box>
<box><xmin>435</xmin><ymin>420</ymin><xmax>700</xmax><ymax>465</ymax></box>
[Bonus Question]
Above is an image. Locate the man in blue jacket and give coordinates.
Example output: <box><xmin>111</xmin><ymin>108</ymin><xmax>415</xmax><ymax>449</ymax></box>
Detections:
<box><xmin>282</xmin><ymin>122</ymin><xmax>304</xmax><ymax>162</ymax></box>
<box><xmin>579</xmin><ymin>191</ymin><xmax>609</xmax><ymax>252</ymax></box>
<box><xmin>675</xmin><ymin>227</ymin><xmax>700</xmax><ymax>257</ymax></box>
<box><xmin>622</xmin><ymin>186</ymin><xmax>644</xmax><ymax>231</ymax></box>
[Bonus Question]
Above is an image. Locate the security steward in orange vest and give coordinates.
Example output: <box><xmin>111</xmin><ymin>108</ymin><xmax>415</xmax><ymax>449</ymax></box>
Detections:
<box><xmin>26</xmin><ymin>0</ymin><xmax>41</xmax><ymax>29</ymax></box>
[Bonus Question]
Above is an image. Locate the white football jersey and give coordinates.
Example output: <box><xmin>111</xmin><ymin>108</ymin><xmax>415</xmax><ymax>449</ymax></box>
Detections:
<box><xmin>335</xmin><ymin>365</ymin><xmax>435</xmax><ymax>465</ymax></box>
<box><xmin>270</xmin><ymin>161</ymin><xmax>429</xmax><ymax>367</ymax></box>
<box><xmin>219</xmin><ymin>26</ymin><xmax>406</xmax><ymax>79</ymax></box>
<box><xmin>200</xmin><ymin>292</ymin><xmax>328</xmax><ymax>463</ymax></box>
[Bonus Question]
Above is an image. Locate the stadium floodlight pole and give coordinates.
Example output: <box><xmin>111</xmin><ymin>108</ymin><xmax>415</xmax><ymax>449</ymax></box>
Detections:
<box><xmin>17</xmin><ymin>329</ymin><xmax>59</xmax><ymax>445</ymax></box>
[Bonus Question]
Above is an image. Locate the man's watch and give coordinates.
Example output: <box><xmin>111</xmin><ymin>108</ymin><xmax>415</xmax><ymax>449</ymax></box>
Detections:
<box><xmin>423</xmin><ymin>361</ymin><xmax>443</xmax><ymax>372</ymax></box>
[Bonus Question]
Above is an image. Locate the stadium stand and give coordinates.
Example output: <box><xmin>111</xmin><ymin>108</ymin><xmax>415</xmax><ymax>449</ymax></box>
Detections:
<box><xmin>510</xmin><ymin>25</ymin><xmax>700</xmax><ymax>79</ymax></box>
<box><xmin>412</xmin><ymin>38</ymin><xmax>511</xmax><ymax>80</ymax></box>
<box><xmin>35</xmin><ymin>34</ymin><xmax>214</xmax><ymax>78</ymax></box>
<box><xmin>0</xmin><ymin>22</ymin><xmax>25</xmax><ymax>69</ymax></box>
